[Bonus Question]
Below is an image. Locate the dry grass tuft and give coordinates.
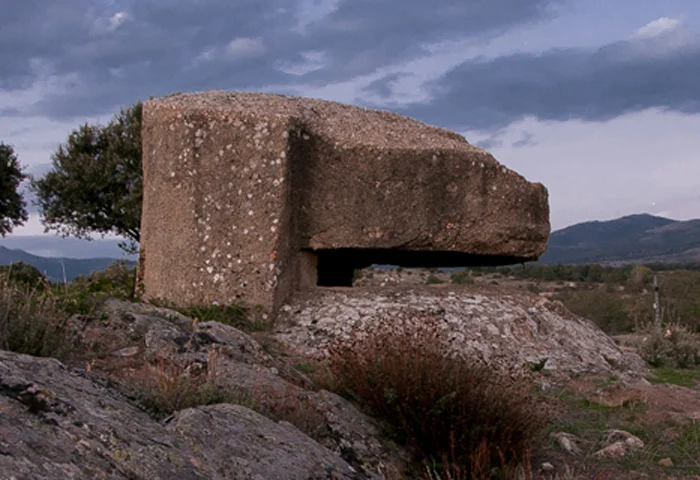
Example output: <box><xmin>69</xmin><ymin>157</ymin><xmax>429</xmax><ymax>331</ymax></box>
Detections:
<box><xmin>0</xmin><ymin>270</ymin><xmax>74</xmax><ymax>359</ymax></box>
<box><xmin>324</xmin><ymin>314</ymin><xmax>547</xmax><ymax>479</ymax></box>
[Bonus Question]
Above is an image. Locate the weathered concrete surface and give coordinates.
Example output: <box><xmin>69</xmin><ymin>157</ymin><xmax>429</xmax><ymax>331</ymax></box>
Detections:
<box><xmin>140</xmin><ymin>91</ymin><xmax>550</xmax><ymax>312</ymax></box>
<box><xmin>275</xmin><ymin>285</ymin><xmax>648</xmax><ymax>379</ymax></box>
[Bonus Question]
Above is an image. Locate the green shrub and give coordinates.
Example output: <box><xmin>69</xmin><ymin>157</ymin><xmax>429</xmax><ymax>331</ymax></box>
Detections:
<box><xmin>70</xmin><ymin>261</ymin><xmax>136</xmax><ymax>298</ymax></box>
<box><xmin>183</xmin><ymin>304</ymin><xmax>249</xmax><ymax>328</ymax></box>
<box><xmin>326</xmin><ymin>316</ymin><xmax>545</xmax><ymax>477</ymax></box>
<box><xmin>450</xmin><ymin>270</ymin><xmax>474</xmax><ymax>285</ymax></box>
<box><xmin>554</xmin><ymin>289</ymin><xmax>632</xmax><ymax>333</ymax></box>
<box><xmin>426</xmin><ymin>274</ymin><xmax>444</xmax><ymax>285</ymax></box>
<box><xmin>0</xmin><ymin>262</ymin><xmax>141</xmax><ymax>358</ymax></box>
<box><xmin>54</xmin><ymin>261</ymin><xmax>138</xmax><ymax>315</ymax></box>
<box><xmin>0</xmin><ymin>262</ymin><xmax>48</xmax><ymax>290</ymax></box>
<box><xmin>648</xmin><ymin>368</ymin><xmax>700</xmax><ymax>387</ymax></box>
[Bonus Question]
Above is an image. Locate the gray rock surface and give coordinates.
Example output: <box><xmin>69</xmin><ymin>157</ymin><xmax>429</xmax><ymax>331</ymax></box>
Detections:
<box><xmin>0</xmin><ymin>325</ymin><xmax>392</xmax><ymax>479</ymax></box>
<box><xmin>64</xmin><ymin>298</ymin><xmax>406</xmax><ymax>478</ymax></box>
<box><xmin>276</xmin><ymin>285</ymin><xmax>648</xmax><ymax>379</ymax></box>
<box><xmin>551</xmin><ymin>432</ymin><xmax>582</xmax><ymax>456</ymax></box>
<box><xmin>2</xmin><ymin>283</ymin><xmax>649</xmax><ymax>478</ymax></box>
<box><xmin>593</xmin><ymin>430</ymin><xmax>645</xmax><ymax>458</ymax></box>
<box><xmin>165</xmin><ymin>404</ymin><xmax>360</xmax><ymax>480</ymax></box>
<box><xmin>0</xmin><ymin>350</ymin><xmax>216</xmax><ymax>479</ymax></box>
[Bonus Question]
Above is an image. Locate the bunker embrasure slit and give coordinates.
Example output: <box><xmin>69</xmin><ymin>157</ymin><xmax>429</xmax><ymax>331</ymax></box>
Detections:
<box><xmin>313</xmin><ymin>248</ymin><xmax>530</xmax><ymax>287</ymax></box>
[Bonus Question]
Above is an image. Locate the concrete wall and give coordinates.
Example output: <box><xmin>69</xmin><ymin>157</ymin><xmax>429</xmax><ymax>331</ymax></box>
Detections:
<box><xmin>140</xmin><ymin>91</ymin><xmax>550</xmax><ymax>314</ymax></box>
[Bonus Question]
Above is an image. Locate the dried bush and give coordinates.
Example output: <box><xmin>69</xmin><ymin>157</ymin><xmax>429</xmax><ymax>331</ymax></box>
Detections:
<box><xmin>325</xmin><ymin>315</ymin><xmax>546</xmax><ymax>478</ymax></box>
<box><xmin>116</xmin><ymin>347</ymin><xmax>254</xmax><ymax>419</ymax></box>
<box><xmin>248</xmin><ymin>382</ymin><xmax>329</xmax><ymax>441</ymax></box>
<box><xmin>0</xmin><ymin>273</ymin><xmax>73</xmax><ymax>358</ymax></box>
<box><xmin>114</xmin><ymin>343</ymin><xmax>327</xmax><ymax>440</ymax></box>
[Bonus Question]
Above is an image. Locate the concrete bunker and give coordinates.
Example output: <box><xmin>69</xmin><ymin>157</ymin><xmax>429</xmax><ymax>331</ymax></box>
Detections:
<box><xmin>139</xmin><ymin>91</ymin><xmax>550</xmax><ymax>314</ymax></box>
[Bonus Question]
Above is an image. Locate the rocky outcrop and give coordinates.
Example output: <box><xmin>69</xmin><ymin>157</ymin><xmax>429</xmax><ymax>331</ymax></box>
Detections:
<box><xmin>0</xmin><ymin>349</ymin><xmax>367</xmax><ymax>479</ymax></box>
<box><xmin>140</xmin><ymin>91</ymin><xmax>550</xmax><ymax>313</ymax></box>
<box><xmin>62</xmin><ymin>299</ymin><xmax>407</xmax><ymax>478</ymax></box>
<box><xmin>276</xmin><ymin>285</ymin><xmax>648</xmax><ymax>379</ymax></box>
<box><xmin>166</xmin><ymin>404</ymin><xmax>359</xmax><ymax>480</ymax></box>
<box><xmin>0</xmin><ymin>350</ymin><xmax>213</xmax><ymax>479</ymax></box>
<box><xmin>593</xmin><ymin>430</ymin><xmax>645</xmax><ymax>459</ymax></box>
<box><xmin>0</xmin><ymin>288</ymin><xmax>653</xmax><ymax>478</ymax></box>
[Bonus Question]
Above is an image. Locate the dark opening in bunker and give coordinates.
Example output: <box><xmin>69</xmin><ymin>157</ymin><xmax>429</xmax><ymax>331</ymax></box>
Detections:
<box><xmin>312</xmin><ymin>248</ymin><xmax>531</xmax><ymax>287</ymax></box>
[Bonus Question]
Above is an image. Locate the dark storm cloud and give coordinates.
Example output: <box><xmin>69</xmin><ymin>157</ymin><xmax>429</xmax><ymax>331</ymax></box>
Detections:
<box><xmin>291</xmin><ymin>0</ymin><xmax>564</xmax><ymax>83</ymax></box>
<box><xmin>1</xmin><ymin>0</ymin><xmax>294</xmax><ymax>117</ymax></box>
<box><xmin>473</xmin><ymin>130</ymin><xmax>538</xmax><ymax>150</ymax></box>
<box><xmin>0</xmin><ymin>0</ymin><xmax>561</xmax><ymax>119</ymax></box>
<box><xmin>13</xmin><ymin>0</ymin><xmax>699</xmax><ymax>131</ymax></box>
<box><xmin>393</xmin><ymin>38</ymin><xmax>700</xmax><ymax>131</ymax></box>
<box><xmin>362</xmin><ymin>73</ymin><xmax>410</xmax><ymax>98</ymax></box>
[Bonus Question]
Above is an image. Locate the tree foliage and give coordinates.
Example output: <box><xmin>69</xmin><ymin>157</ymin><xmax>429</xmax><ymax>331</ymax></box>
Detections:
<box><xmin>31</xmin><ymin>103</ymin><xmax>142</xmax><ymax>253</ymax></box>
<box><xmin>0</xmin><ymin>143</ymin><xmax>28</xmax><ymax>236</ymax></box>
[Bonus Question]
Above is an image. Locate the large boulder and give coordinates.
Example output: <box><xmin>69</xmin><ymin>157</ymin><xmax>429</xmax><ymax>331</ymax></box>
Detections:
<box><xmin>140</xmin><ymin>91</ymin><xmax>550</xmax><ymax>313</ymax></box>
<box><xmin>275</xmin><ymin>285</ymin><xmax>648</xmax><ymax>379</ymax></box>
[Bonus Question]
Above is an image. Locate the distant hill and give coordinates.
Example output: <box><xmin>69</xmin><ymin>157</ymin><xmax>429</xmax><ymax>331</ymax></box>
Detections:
<box><xmin>0</xmin><ymin>246</ymin><xmax>136</xmax><ymax>282</ymax></box>
<box><xmin>539</xmin><ymin>214</ymin><xmax>700</xmax><ymax>265</ymax></box>
<box><xmin>0</xmin><ymin>235</ymin><xmax>134</xmax><ymax>259</ymax></box>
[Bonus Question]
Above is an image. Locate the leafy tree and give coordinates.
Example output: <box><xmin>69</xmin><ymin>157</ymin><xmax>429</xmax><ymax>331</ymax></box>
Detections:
<box><xmin>0</xmin><ymin>143</ymin><xmax>28</xmax><ymax>236</ymax></box>
<box><xmin>31</xmin><ymin>103</ymin><xmax>142</xmax><ymax>253</ymax></box>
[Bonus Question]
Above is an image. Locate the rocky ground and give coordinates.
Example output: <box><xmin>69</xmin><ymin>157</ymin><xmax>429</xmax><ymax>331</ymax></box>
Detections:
<box><xmin>1</xmin><ymin>287</ymin><xmax>699</xmax><ymax>479</ymax></box>
<box><xmin>275</xmin><ymin>284</ymin><xmax>647</xmax><ymax>378</ymax></box>
<box><xmin>0</xmin><ymin>299</ymin><xmax>407</xmax><ymax>480</ymax></box>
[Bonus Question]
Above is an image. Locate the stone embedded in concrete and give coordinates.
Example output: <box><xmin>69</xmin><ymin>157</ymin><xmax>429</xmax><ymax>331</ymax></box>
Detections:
<box><xmin>140</xmin><ymin>91</ymin><xmax>550</xmax><ymax>311</ymax></box>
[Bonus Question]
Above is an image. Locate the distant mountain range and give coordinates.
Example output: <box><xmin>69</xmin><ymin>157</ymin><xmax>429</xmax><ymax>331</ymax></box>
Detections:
<box><xmin>0</xmin><ymin>246</ymin><xmax>135</xmax><ymax>282</ymax></box>
<box><xmin>0</xmin><ymin>214</ymin><xmax>698</xmax><ymax>279</ymax></box>
<box><xmin>539</xmin><ymin>214</ymin><xmax>700</xmax><ymax>265</ymax></box>
<box><xmin>0</xmin><ymin>235</ymin><xmax>133</xmax><ymax>260</ymax></box>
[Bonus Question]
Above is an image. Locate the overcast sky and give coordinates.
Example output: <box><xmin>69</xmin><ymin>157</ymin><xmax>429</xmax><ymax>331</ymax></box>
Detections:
<box><xmin>2</xmin><ymin>0</ymin><xmax>700</xmax><ymax>256</ymax></box>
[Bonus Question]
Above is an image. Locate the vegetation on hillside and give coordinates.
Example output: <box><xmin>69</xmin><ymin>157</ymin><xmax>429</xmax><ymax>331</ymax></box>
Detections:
<box><xmin>462</xmin><ymin>263</ymin><xmax>700</xmax><ymax>334</ymax></box>
<box><xmin>540</xmin><ymin>214</ymin><xmax>700</xmax><ymax>264</ymax></box>
<box><xmin>0</xmin><ymin>261</ymin><xmax>139</xmax><ymax>358</ymax></box>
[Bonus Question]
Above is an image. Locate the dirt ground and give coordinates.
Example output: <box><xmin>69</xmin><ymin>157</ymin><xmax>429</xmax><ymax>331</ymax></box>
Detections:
<box><xmin>530</xmin><ymin>369</ymin><xmax>700</xmax><ymax>479</ymax></box>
